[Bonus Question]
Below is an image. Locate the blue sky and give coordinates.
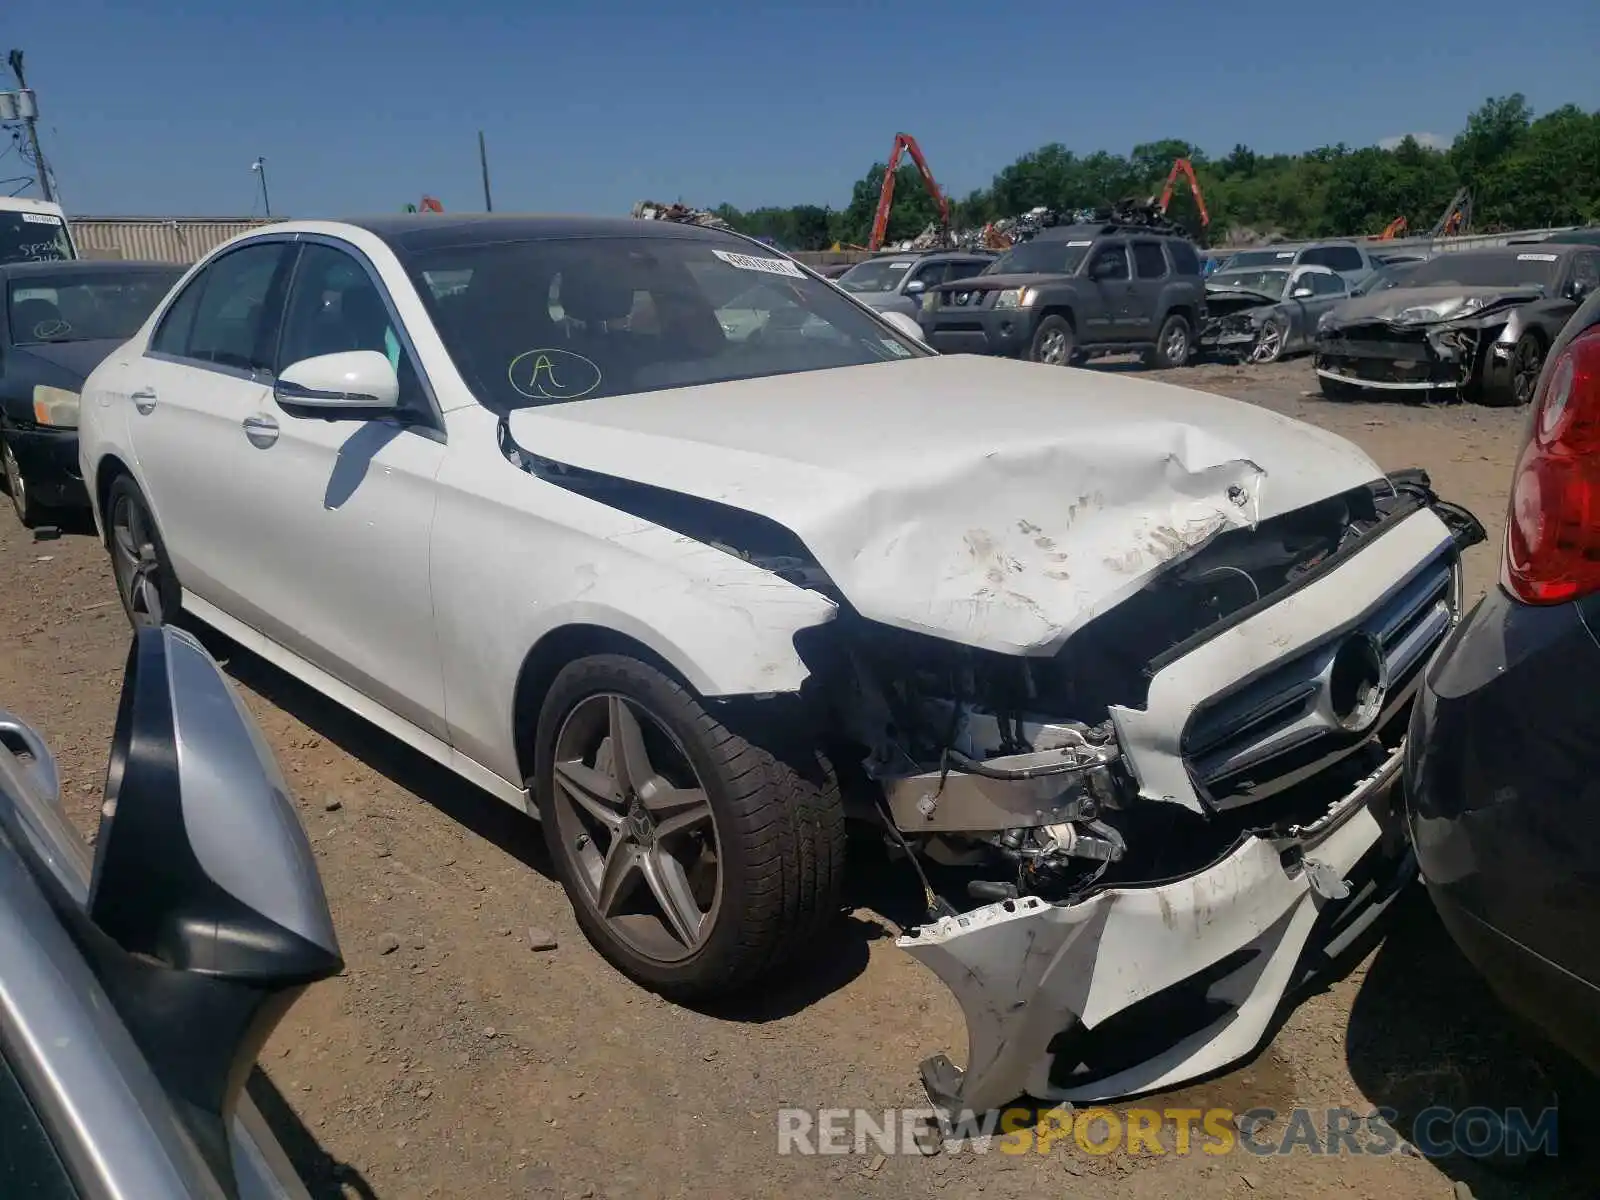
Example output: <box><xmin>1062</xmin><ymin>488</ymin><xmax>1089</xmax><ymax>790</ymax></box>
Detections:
<box><xmin>7</xmin><ymin>0</ymin><xmax>1599</xmax><ymax>218</ymax></box>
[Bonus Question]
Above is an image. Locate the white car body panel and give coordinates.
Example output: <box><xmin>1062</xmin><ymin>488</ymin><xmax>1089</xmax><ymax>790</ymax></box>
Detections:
<box><xmin>430</xmin><ymin>404</ymin><xmax>837</xmax><ymax>783</ymax></box>
<box><xmin>507</xmin><ymin>354</ymin><xmax>1382</xmax><ymax>657</ymax></box>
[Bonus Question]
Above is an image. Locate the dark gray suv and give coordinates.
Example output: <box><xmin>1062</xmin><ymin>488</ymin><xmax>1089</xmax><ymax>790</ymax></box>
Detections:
<box><xmin>917</xmin><ymin>224</ymin><xmax>1206</xmax><ymax>368</ymax></box>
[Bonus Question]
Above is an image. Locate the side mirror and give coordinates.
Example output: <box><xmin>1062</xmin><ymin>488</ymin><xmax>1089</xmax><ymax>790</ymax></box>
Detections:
<box><xmin>1291</xmin><ymin>286</ymin><xmax>1315</xmax><ymax>299</ymax></box>
<box><xmin>880</xmin><ymin>311</ymin><xmax>925</xmax><ymax>341</ymax></box>
<box><xmin>274</xmin><ymin>349</ymin><xmax>399</xmax><ymax>419</ymax></box>
<box><xmin>1571</xmin><ymin>279</ymin><xmax>1595</xmax><ymax>303</ymax></box>
<box><xmin>904</xmin><ymin>278</ymin><xmax>927</xmax><ymax>295</ymax></box>
<box><xmin>88</xmin><ymin>626</ymin><xmax>341</xmax><ymax>1182</ymax></box>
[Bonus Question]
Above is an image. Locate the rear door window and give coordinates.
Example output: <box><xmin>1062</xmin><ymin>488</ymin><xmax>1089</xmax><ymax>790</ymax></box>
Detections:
<box><xmin>1167</xmin><ymin>240</ymin><xmax>1201</xmax><ymax>276</ymax></box>
<box><xmin>156</xmin><ymin>242</ymin><xmax>290</xmax><ymax>373</ymax></box>
<box><xmin>1089</xmin><ymin>244</ymin><xmax>1130</xmax><ymax>281</ymax></box>
<box><xmin>1132</xmin><ymin>241</ymin><xmax>1167</xmax><ymax>279</ymax></box>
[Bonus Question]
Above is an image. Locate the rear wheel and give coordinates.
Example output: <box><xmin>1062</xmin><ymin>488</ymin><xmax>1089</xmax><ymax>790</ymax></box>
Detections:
<box><xmin>1029</xmin><ymin>316</ymin><xmax>1075</xmax><ymax>365</ymax></box>
<box><xmin>534</xmin><ymin>654</ymin><xmax>844</xmax><ymax>999</ymax></box>
<box><xmin>1</xmin><ymin>435</ymin><xmax>45</xmax><ymax>529</ymax></box>
<box><xmin>105</xmin><ymin>475</ymin><xmax>181</xmax><ymax>629</ymax></box>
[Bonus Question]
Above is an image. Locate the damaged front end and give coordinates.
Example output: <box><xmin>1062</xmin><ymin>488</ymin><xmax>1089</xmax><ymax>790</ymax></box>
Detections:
<box><xmin>1314</xmin><ymin>290</ymin><xmax>1539</xmax><ymax>393</ymax></box>
<box><xmin>1199</xmin><ymin>290</ymin><xmax>1278</xmax><ymax>358</ymax></box>
<box><xmin>789</xmin><ymin>472</ymin><xmax>1484</xmax><ymax>1110</ymax></box>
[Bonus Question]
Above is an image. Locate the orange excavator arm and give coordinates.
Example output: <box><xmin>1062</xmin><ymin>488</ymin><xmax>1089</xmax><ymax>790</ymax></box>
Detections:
<box><xmin>1377</xmin><ymin>216</ymin><xmax>1407</xmax><ymax>240</ymax></box>
<box><xmin>868</xmin><ymin>133</ymin><xmax>951</xmax><ymax>251</ymax></box>
<box><xmin>1157</xmin><ymin>158</ymin><xmax>1210</xmax><ymax>228</ymax></box>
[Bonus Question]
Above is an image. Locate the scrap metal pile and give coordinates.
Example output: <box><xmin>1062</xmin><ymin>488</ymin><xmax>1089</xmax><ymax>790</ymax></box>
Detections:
<box><xmin>949</xmin><ymin>198</ymin><xmax>1196</xmax><ymax>251</ymax></box>
<box><xmin>630</xmin><ymin>200</ymin><xmax>733</xmax><ymax>230</ymax></box>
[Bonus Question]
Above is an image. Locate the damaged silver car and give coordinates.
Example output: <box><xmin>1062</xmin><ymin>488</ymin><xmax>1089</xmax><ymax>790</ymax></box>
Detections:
<box><xmin>1199</xmin><ymin>264</ymin><xmax>1350</xmax><ymax>362</ymax></box>
<box><xmin>1315</xmin><ymin>244</ymin><xmax>1599</xmax><ymax>405</ymax></box>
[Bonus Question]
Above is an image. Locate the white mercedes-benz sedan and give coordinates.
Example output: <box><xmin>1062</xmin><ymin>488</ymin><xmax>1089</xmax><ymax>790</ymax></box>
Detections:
<box><xmin>78</xmin><ymin>214</ymin><xmax>1485</xmax><ymax>1110</ymax></box>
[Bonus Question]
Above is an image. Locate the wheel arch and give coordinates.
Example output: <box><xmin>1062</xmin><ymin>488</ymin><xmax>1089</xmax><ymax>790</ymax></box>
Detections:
<box><xmin>93</xmin><ymin>453</ymin><xmax>135</xmax><ymax>543</ymax></box>
<box><xmin>510</xmin><ymin>622</ymin><xmax>770</xmax><ymax>785</ymax></box>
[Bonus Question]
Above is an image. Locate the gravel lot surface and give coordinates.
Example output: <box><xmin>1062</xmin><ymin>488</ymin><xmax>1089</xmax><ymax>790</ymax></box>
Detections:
<box><xmin>3</xmin><ymin>355</ymin><xmax>1595</xmax><ymax>1199</ymax></box>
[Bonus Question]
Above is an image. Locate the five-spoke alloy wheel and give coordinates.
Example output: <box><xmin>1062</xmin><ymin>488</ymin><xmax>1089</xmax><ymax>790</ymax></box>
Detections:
<box><xmin>535</xmin><ymin>654</ymin><xmax>844</xmax><ymax>999</ymax></box>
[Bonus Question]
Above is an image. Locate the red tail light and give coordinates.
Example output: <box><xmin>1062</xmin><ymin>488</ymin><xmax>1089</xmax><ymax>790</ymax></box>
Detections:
<box><xmin>1504</xmin><ymin>326</ymin><xmax>1600</xmax><ymax>603</ymax></box>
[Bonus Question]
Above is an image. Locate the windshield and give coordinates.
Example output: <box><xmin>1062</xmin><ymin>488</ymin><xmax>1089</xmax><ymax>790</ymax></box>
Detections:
<box><xmin>986</xmin><ymin>240</ymin><xmax>1089</xmax><ymax>276</ymax></box>
<box><xmin>402</xmin><ymin>235</ymin><xmax>928</xmax><ymax>409</ymax></box>
<box><xmin>1398</xmin><ymin>252</ymin><xmax>1561</xmax><ymax>290</ymax></box>
<box><xmin>1208</xmin><ymin>269</ymin><xmax>1289</xmax><ymax>297</ymax></box>
<box><xmin>1223</xmin><ymin>248</ymin><xmax>1300</xmax><ymax>270</ymax></box>
<box><xmin>0</xmin><ymin>212</ymin><xmax>74</xmax><ymax>265</ymax></box>
<box><xmin>835</xmin><ymin>258</ymin><xmax>914</xmax><ymax>293</ymax></box>
<box><xmin>7</xmin><ymin>271</ymin><xmax>183</xmax><ymax>344</ymax></box>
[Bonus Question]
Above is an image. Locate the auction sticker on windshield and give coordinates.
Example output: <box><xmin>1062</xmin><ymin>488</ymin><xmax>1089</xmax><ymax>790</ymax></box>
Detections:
<box><xmin>20</xmin><ymin>213</ymin><xmax>62</xmax><ymax>225</ymax></box>
<box><xmin>712</xmin><ymin>249</ymin><xmax>805</xmax><ymax>279</ymax></box>
<box><xmin>1067</xmin><ymin>240</ymin><xmax>1093</xmax><ymax>247</ymax></box>
<box><xmin>1517</xmin><ymin>253</ymin><xmax>1558</xmax><ymax>261</ymax></box>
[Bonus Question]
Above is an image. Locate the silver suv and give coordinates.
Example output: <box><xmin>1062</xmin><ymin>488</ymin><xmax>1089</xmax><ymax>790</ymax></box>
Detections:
<box><xmin>0</xmin><ymin>626</ymin><xmax>341</xmax><ymax>1197</ymax></box>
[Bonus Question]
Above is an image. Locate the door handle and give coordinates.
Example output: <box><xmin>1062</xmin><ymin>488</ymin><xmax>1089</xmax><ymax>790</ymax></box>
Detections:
<box><xmin>242</xmin><ymin>414</ymin><xmax>280</xmax><ymax>449</ymax></box>
<box><xmin>130</xmin><ymin>388</ymin><xmax>157</xmax><ymax>415</ymax></box>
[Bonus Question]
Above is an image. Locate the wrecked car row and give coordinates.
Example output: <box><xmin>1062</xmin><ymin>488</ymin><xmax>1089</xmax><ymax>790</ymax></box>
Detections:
<box><xmin>73</xmin><ymin>212</ymin><xmax>1492</xmax><ymax>1119</ymax></box>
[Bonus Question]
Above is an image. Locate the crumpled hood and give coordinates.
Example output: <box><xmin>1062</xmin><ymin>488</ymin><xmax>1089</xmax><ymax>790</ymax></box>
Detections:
<box><xmin>1326</xmin><ymin>284</ymin><xmax>1542</xmax><ymax>326</ymax></box>
<box><xmin>505</xmin><ymin>356</ymin><xmax>1383</xmax><ymax>655</ymax></box>
<box><xmin>1203</xmin><ymin>288</ymin><xmax>1280</xmax><ymax>318</ymax></box>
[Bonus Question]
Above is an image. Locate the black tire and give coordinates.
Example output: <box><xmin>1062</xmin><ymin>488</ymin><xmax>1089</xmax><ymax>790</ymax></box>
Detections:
<box><xmin>104</xmin><ymin>474</ymin><xmax>182</xmax><ymax>629</ymax></box>
<box><xmin>1319</xmin><ymin>375</ymin><xmax>1362</xmax><ymax>401</ymax></box>
<box><xmin>1028</xmin><ymin>315</ymin><xmax>1075</xmax><ymax>365</ymax></box>
<box><xmin>1156</xmin><ymin>312</ymin><xmax>1193</xmax><ymax>367</ymax></box>
<box><xmin>533</xmin><ymin>653</ymin><xmax>845</xmax><ymax>999</ymax></box>
<box><xmin>2</xmin><ymin>434</ymin><xmax>46</xmax><ymax>529</ymax></box>
<box><xmin>1479</xmin><ymin>331</ymin><xmax>1545</xmax><ymax>408</ymax></box>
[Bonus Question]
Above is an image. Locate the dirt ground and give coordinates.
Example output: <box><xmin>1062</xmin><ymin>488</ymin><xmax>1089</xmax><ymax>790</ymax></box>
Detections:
<box><xmin>2</xmin><ymin>356</ymin><xmax>1596</xmax><ymax>1200</ymax></box>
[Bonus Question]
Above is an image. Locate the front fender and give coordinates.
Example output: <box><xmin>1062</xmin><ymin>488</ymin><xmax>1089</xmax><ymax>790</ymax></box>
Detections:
<box><xmin>431</xmin><ymin>409</ymin><xmax>837</xmax><ymax>782</ymax></box>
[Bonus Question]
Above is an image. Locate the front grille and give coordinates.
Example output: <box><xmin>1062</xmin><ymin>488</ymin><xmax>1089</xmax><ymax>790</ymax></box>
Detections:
<box><xmin>945</xmin><ymin>289</ymin><xmax>992</xmax><ymax>308</ymax></box>
<box><xmin>1184</xmin><ymin>551</ymin><xmax>1456</xmax><ymax>810</ymax></box>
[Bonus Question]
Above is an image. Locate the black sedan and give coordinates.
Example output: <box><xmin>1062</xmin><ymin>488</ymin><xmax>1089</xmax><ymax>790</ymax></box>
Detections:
<box><xmin>1404</xmin><ymin>286</ymin><xmax>1600</xmax><ymax>1074</ymax></box>
<box><xmin>1</xmin><ymin>260</ymin><xmax>183</xmax><ymax>526</ymax></box>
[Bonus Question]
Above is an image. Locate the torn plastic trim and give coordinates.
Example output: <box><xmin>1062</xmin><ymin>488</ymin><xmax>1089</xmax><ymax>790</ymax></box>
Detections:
<box><xmin>899</xmin><ymin>742</ymin><xmax>1407</xmax><ymax>1112</ymax></box>
<box><xmin>1113</xmin><ymin>506</ymin><xmax>1456</xmax><ymax>815</ymax></box>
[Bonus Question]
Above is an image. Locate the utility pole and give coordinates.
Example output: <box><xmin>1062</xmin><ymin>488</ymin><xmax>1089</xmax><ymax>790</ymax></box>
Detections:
<box><xmin>251</xmin><ymin>157</ymin><xmax>271</xmax><ymax>217</ymax></box>
<box><xmin>5</xmin><ymin>49</ymin><xmax>54</xmax><ymax>203</ymax></box>
<box><xmin>478</xmin><ymin>130</ymin><xmax>493</xmax><ymax>212</ymax></box>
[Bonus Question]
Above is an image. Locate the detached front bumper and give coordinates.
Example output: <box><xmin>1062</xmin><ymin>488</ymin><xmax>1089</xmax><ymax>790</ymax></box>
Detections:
<box><xmin>900</xmin><ymin>752</ymin><xmax>1410</xmax><ymax>1110</ymax></box>
<box><xmin>4</xmin><ymin>423</ymin><xmax>88</xmax><ymax>508</ymax></box>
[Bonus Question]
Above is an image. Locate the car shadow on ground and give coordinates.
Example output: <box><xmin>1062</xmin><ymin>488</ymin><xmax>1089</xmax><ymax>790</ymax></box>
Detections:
<box><xmin>247</xmin><ymin>1069</ymin><xmax>381</xmax><ymax>1199</ymax></box>
<box><xmin>1345</xmin><ymin>887</ymin><xmax>1600</xmax><ymax>1199</ymax></box>
<box><xmin>216</xmin><ymin>641</ymin><xmax>552</xmax><ymax>876</ymax></box>
<box><xmin>215</xmin><ymin>639</ymin><xmax>880</xmax><ymax>1019</ymax></box>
